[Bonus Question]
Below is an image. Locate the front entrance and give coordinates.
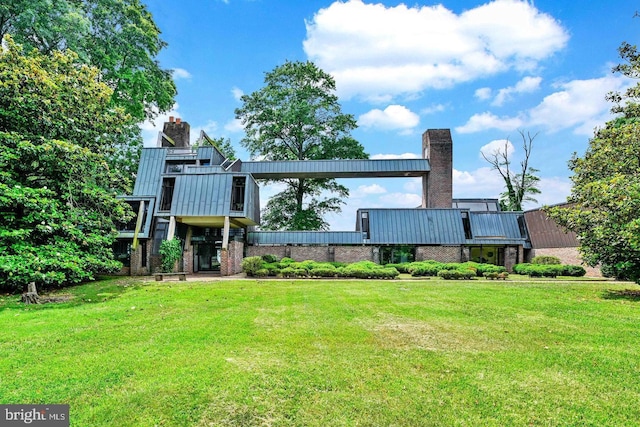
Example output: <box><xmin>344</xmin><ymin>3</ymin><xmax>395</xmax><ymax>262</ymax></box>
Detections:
<box><xmin>194</xmin><ymin>243</ymin><xmax>221</xmax><ymax>272</ymax></box>
<box><xmin>469</xmin><ymin>246</ymin><xmax>504</xmax><ymax>265</ymax></box>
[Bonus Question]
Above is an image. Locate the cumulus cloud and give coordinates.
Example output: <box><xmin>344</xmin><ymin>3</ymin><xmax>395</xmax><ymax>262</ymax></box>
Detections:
<box><xmin>224</xmin><ymin>118</ymin><xmax>245</xmax><ymax>133</ymax></box>
<box><xmin>355</xmin><ymin>184</ymin><xmax>387</xmax><ymax>195</ymax></box>
<box><xmin>492</xmin><ymin>76</ymin><xmax>542</xmax><ymax>106</ymax></box>
<box><xmin>457</xmin><ymin>74</ymin><xmax>633</xmax><ymax>135</ymax></box>
<box><xmin>456</xmin><ymin>112</ymin><xmax>524</xmax><ymax>133</ymax></box>
<box><xmin>172</xmin><ymin>68</ymin><xmax>192</xmax><ymax>80</ymax></box>
<box><xmin>479</xmin><ymin>139</ymin><xmax>515</xmax><ymax>160</ymax></box>
<box><xmin>453</xmin><ymin>166</ymin><xmax>570</xmax><ymax>209</ymax></box>
<box><xmin>379</xmin><ymin>192</ymin><xmax>423</xmax><ymax>208</ymax></box>
<box><xmin>358</xmin><ymin>105</ymin><xmax>420</xmax><ymax>131</ymax></box>
<box><xmin>475</xmin><ymin>87</ymin><xmax>492</xmax><ymax>100</ymax></box>
<box><xmin>304</xmin><ymin>0</ymin><xmax>568</xmax><ymax>100</ymax></box>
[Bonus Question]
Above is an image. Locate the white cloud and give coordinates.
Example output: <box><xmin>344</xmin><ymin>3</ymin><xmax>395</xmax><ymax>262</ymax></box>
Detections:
<box><xmin>452</xmin><ymin>166</ymin><xmax>570</xmax><ymax>209</ymax></box>
<box><xmin>370</xmin><ymin>152</ymin><xmax>420</xmax><ymax>160</ymax></box>
<box><xmin>224</xmin><ymin>118</ymin><xmax>245</xmax><ymax>133</ymax></box>
<box><xmin>492</xmin><ymin>76</ymin><xmax>542</xmax><ymax>106</ymax></box>
<box><xmin>354</xmin><ymin>184</ymin><xmax>387</xmax><ymax>195</ymax></box>
<box><xmin>479</xmin><ymin>139</ymin><xmax>515</xmax><ymax>160</ymax></box>
<box><xmin>358</xmin><ymin>105</ymin><xmax>420</xmax><ymax>131</ymax></box>
<box><xmin>379</xmin><ymin>192</ymin><xmax>422</xmax><ymax>208</ymax></box>
<box><xmin>421</xmin><ymin>104</ymin><xmax>447</xmax><ymax>115</ymax></box>
<box><xmin>172</xmin><ymin>68</ymin><xmax>192</xmax><ymax>80</ymax></box>
<box><xmin>231</xmin><ymin>86</ymin><xmax>244</xmax><ymax>101</ymax></box>
<box><xmin>304</xmin><ymin>0</ymin><xmax>568</xmax><ymax>100</ymax></box>
<box><xmin>475</xmin><ymin>87</ymin><xmax>492</xmax><ymax>100</ymax></box>
<box><xmin>457</xmin><ymin>74</ymin><xmax>633</xmax><ymax>135</ymax></box>
<box><xmin>456</xmin><ymin>112</ymin><xmax>524</xmax><ymax>133</ymax></box>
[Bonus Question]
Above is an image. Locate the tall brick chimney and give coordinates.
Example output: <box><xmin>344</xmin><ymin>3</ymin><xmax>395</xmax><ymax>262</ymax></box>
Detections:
<box><xmin>161</xmin><ymin>116</ymin><xmax>190</xmax><ymax>147</ymax></box>
<box><xmin>422</xmin><ymin>129</ymin><xmax>453</xmax><ymax>208</ymax></box>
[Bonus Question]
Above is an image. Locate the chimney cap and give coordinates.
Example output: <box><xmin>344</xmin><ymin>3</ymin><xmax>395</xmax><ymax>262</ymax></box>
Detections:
<box><xmin>176</xmin><ymin>118</ymin><xmax>182</xmax><ymax>124</ymax></box>
<box><xmin>169</xmin><ymin>116</ymin><xmax>174</xmax><ymax>123</ymax></box>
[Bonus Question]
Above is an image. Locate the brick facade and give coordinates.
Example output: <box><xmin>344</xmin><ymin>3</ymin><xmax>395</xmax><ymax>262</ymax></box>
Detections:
<box><xmin>415</xmin><ymin>246</ymin><xmax>461</xmax><ymax>263</ymax></box>
<box><xmin>423</xmin><ymin>129</ymin><xmax>453</xmax><ymax>208</ymax></box>
<box><xmin>334</xmin><ymin>246</ymin><xmax>374</xmax><ymax>263</ymax></box>
<box><xmin>221</xmin><ymin>241</ymin><xmax>244</xmax><ymax>276</ymax></box>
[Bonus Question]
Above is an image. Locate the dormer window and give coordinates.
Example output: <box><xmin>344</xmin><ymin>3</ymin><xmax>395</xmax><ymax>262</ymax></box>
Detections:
<box><xmin>230</xmin><ymin>177</ymin><xmax>246</xmax><ymax>211</ymax></box>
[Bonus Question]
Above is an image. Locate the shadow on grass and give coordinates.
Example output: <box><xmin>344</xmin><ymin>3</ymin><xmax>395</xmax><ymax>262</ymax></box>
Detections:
<box><xmin>602</xmin><ymin>289</ymin><xmax>640</xmax><ymax>301</ymax></box>
<box><xmin>0</xmin><ymin>276</ymin><xmax>142</xmax><ymax>312</ymax></box>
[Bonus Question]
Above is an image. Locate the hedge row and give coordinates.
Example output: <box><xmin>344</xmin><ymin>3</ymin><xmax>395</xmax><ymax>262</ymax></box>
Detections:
<box><xmin>512</xmin><ymin>263</ymin><xmax>586</xmax><ymax>277</ymax></box>
<box><xmin>385</xmin><ymin>261</ymin><xmax>506</xmax><ymax>278</ymax></box>
<box><xmin>242</xmin><ymin>257</ymin><xmax>399</xmax><ymax>279</ymax></box>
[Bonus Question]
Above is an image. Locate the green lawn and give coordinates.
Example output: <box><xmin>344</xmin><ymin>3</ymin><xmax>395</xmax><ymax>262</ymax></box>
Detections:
<box><xmin>1</xmin><ymin>276</ymin><xmax>639</xmax><ymax>426</ymax></box>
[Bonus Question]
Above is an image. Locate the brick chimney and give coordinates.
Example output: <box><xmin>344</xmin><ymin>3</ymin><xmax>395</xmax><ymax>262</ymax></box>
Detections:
<box><xmin>161</xmin><ymin>117</ymin><xmax>190</xmax><ymax>147</ymax></box>
<box><xmin>422</xmin><ymin>129</ymin><xmax>453</xmax><ymax>208</ymax></box>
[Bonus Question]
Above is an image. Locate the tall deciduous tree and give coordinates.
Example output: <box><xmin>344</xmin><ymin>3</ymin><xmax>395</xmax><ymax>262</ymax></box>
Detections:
<box><xmin>548</xmin><ymin>39</ymin><xmax>640</xmax><ymax>282</ymax></box>
<box><xmin>0</xmin><ymin>0</ymin><xmax>177</xmax><ymax>188</ymax></box>
<box><xmin>0</xmin><ymin>37</ymin><xmax>131</xmax><ymax>293</ymax></box>
<box><xmin>482</xmin><ymin>130</ymin><xmax>541</xmax><ymax>211</ymax></box>
<box><xmin>235</xmin><ymin>61</ymin><xmax>367</xmax><ymax>230</ymax></box>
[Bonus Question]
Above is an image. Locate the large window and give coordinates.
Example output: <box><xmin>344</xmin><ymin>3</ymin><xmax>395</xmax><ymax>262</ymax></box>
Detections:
<box><xmin>381</xmin><ymin>246</ymin><xmax>415</xmax><ymax>264</ymax></box>
<box><xmin>159</xmin><ymin>178</ymin><xmax>175</xmax><ymax>211</ymax></box>
<box><xmin>113</xmin><ymin>240</ymin><xmax>132</xmax><ymax>267</ymax></box>
<box><xmin>461</xmin><ymin>211</ymin><xmax>472</xmax><ymax>239</ymax></box>
<box><xmin>361</xmin><ymin>211</ymin><xmax>370</xmax><ymax>239</ymax></box>
<box><xmin>230</xmin><ymin>177</ymin><xmax>246</xmax><ymax>211</ymax></box>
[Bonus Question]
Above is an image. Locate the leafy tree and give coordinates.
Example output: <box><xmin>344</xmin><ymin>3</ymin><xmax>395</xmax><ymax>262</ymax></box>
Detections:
<box><xmin>548</xmin><ymin>37</ymin><xmax>640</xmax><ymax>283</ymax></box>
<box><xmin>0</xmin><ymin>37</ymin><xmax>131</xmax><ymax>293</ymax></box>
<box><xmin>235</xmin><ymin>60</ymin><xmax>367</xmax><ymax>230</ymax></box>
<box><xmin>0</xmin><ymin>0</ymin><xmax>178</xmax><ymax>188</ymax></box>
<box><xmin>0</xmin><ymin>0</ymin><xmax>176</xmax><ymax>122</ymax></box>
<box><xmin>482</xmin><ymin>130</ymin><xmax>541</xmax><ymax>211</ymax></box>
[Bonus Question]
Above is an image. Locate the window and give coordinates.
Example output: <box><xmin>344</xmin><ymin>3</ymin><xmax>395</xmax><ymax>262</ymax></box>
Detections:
<box><xmin>461</xmin><ymin>212</ymin><xmax>472</xmax><ymax>239</ymax></box>
<box><xmin>380</xmin><ymin>246</ymin><xmax>415</xmax><ymax>264</ymax></box>
<box><xmin>230</xmin><ymin>177</ymin><xmax>246</xmax><ymax>211</ymax></box>
<box><xmin>152</xmin><ymin>219</ymin><xmax>169</xmax><ymax>254</ymax></box>
<box><xmin>361</xmin><ymin>211</ymin><xmax>370</xmax><ymax>239</ymax></box>
<box><xmin>517</xmin><ymin>215</ymin><xmax>528</xmax><ymax>239</ymax></box>
<box><xmin>159</xmin><ymin>178</ymin><xmax>175</xmax><ymax>211</ymax></box>
<box><xmin>113</xmin><ymin>240</ymin><xmax>132</xmax><ymax>267</ymax></box>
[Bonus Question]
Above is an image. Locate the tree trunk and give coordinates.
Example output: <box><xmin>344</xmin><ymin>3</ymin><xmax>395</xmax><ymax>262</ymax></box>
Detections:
<box><xmin>21</xmin><ymin>282</ymin><xmax>40</xmax><ymax>304</ymax></box>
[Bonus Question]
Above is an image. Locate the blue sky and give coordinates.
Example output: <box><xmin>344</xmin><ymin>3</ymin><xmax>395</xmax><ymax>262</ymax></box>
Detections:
<box><xmin>142</xmin><ymin>0</ymin><xmax>639</xmax><ymax>230</ymax></box>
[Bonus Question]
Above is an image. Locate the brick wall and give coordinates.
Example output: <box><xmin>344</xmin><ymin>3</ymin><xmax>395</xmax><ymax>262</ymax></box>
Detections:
<box><xmin>290</xmin><ymin>246</ymin><xmax>331</xmax><ymax>262</ymax></box>
<box><xmin>334</xmin><ymin>246</ymin><xmax>374</xmax><ymax>263</ymax></box>
<box><xmin>423</xmin><ymin>129</ymin><xmax>453</xmax><ymax>208</ymax></box>
<box><xmin>221</xmin><ymin>241</ymin><xmax>245</xmax><ymax>276</ymax></box>
<box><xmin>416</xmin><ymin>246</ymin><xmax>461</xmax><ymax>262</ymax></box>
<box><xmin>530</xmin><ymin>247</ymin><xmax>601</xmax><ymax>277</ymax></box>
<box><xmin>247</xmin><ymin>246</ymin><xmax>287</xmax><ymax>259</ymax></box>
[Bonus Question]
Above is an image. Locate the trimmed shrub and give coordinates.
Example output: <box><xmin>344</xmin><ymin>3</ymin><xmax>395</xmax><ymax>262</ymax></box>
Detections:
<box><xmin>280</xmin><ymin>267</ymin><xmax>296</xmax><ymax>278</ymax></box>
<box><xmin>263</xmin><ymin>263</ymin><xmax>281</xmax><ymax>277</ymax></box>
<box><xmin>560</xmin><ymin>265</ymin><xmax>587</xmax><ymax>277</ymax></box>
<box><xmin>532</xmin><ymin>255</ymin><xmax>561</xmax><ymax>265</ymax></box>
<box><xmin>261</xmin><ymin>254</ymin><xmax>279</xmax><ymax>263</ymax></box>
<box><xmin>241</xmin><ymin>256</ymin><xmax>264</xmax><ymax>276</ymax></box>
<box><xmin>254</xmin><ymin>268</ymin><xmax>269</xmax><ymax>277</ymax></box>
<box><xmin>279</xmin><ymin>257</ymin><xmax>295</xmax><ymax>266</ymax></box>
<box><xmin>310</xmin><ymin>266</ymin><xmax>338</xmax><ymax>278</ymax></box>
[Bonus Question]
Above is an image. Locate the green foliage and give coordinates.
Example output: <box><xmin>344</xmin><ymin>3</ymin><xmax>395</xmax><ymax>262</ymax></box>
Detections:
<box><xmin>513</xmin><ymin>263</ymin><xmax>585</xmax><ymax>278</ymax></box>
<box><xmin>241</xmin><ymin>256</ymin><xmax>265</xmax><ymax>277</ymax></box>
<box><xmin>261</xmin><ymin>254</ymin><xmax>279</xmax><ymax>263</ymax></box>
<box><xmin>532</xmin><ymin>255</ymin><xmax>561</xmax><ymax>265</ymax></box>
<box><xmin>0</xmin><ymin>0</ymin><xmax>176</xmax><ymax>123</ymax></box>
<box><xmin>437</xmin><ymin>269</ymin><xmax>475</xmax><ymax>280</ymax></box>
<box><xmin>196</xmin><ymin>133</ymin><xmax>236</xmax><ymax>161</ymax></box>
<box><xmin>235</xmin><ymin>60</ymin><xmax>368</xmax><ymax>230</ymax></box>
<box><xmin>158</xmin><ymin>238</ymin><xmax>182</xmax><ymax>273</ymax></box>
<box><xmin>547</xmin><ymin>38</ymin><xmax>640</xmax><ymax>283</ymax></box>
<box><xmin>0</xmin><ymin>39</ymin><xmax>134</xmax><ymax>292</ymax></box>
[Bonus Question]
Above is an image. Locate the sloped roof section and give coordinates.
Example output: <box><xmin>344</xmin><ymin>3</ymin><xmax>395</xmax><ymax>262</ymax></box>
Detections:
<box><xmin>241</xmin><ymin>158</ymin><xmax>430</xmax><ymax>178</ymax></box>
<box><xmin>133</xmin><ymin>148</ymin><xmax>166</xmax><ymax>196</ymax></box>
<box><xmin>362</xmin><ymin>209</ymin><xmax>467</xmax><ymax>244</ymax></box>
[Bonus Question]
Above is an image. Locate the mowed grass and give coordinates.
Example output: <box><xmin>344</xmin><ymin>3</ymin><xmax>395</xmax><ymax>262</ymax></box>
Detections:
<box><xmin>1</xmin><ymin>277</ymin><xmax>639</xmax><ymax>426</ymax></box>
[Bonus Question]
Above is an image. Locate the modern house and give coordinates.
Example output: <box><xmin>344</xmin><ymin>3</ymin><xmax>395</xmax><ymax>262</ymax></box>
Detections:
<box><xmin>115</xmin><ymin>118</ymin><xmax>583</xmax><ymax>276</ymax></box>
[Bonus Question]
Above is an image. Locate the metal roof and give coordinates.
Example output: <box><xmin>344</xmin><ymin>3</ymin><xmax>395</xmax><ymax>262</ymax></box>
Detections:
<box><xmin>133</xmin><ymin>149</ymin><xmax>166</xmax><ymax>196</ymax></box>
<box><xmin>167</xmin><ymin>173</ymin><xmax>259</xmax><ymax>225</ymax></box>
<box><xmin>240</xmin><ymin>158</ymin><xmax>430</xmax><ymax>179</ymax></box>
<box><xmin>247</xmin><ymin>231</ymin><xmax>365</xmax><ymax>245</ymax></box>
<box><xmin>468</xmin><ymin>212</ymin><xmax>530</xmax><ymax>246</ymax></box>
<box><xmin>524</xmin><ymin>208</ymin><xmax>578</xmax><ymax>248</ymax></box>
<box><xmin>361</xmin><ymin>209</ymin><xmax>467</xmax><ymax>245</ymax></box>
